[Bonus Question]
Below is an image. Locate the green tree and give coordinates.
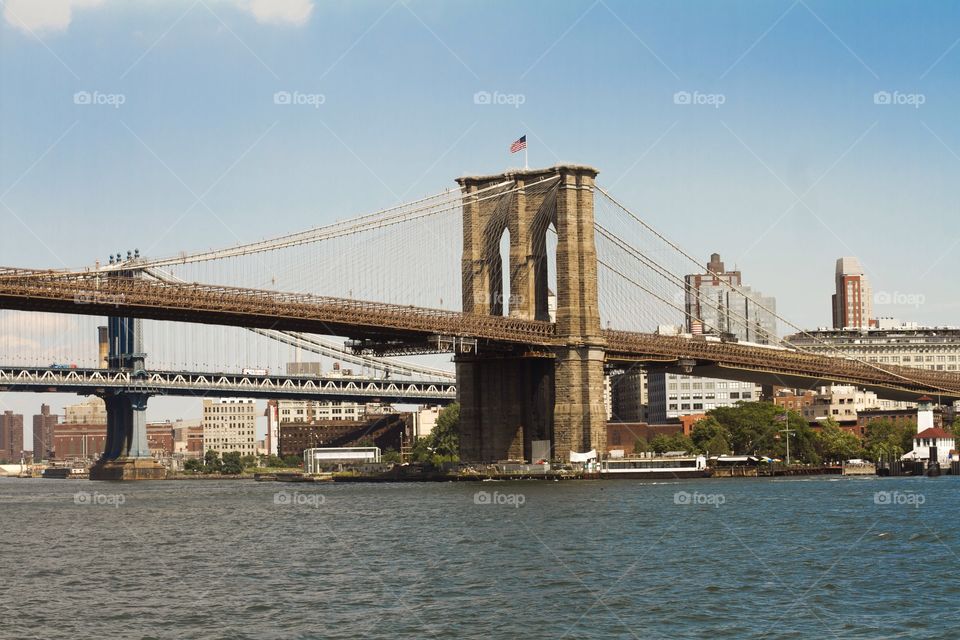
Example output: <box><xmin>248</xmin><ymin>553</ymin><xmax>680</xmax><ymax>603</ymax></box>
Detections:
<box><xmin>708</xmin><ymin>402</ymin><xmax>819</xmax><ymax>463</ymax></box>
<box><xmin>649</xmin><ymin>434</ymin><xmax>671</xmax><ymax>455</ymax></box>
<box><xmin>864</xmin><ymin>419</ymin><xmax>914</xmax><ymax>461</ymax></box>
<box><xmin>412</xmin><ymin>403</ymin><xmax>460</xmax><ymax>464</ymax></box>
<box><xmin>183</xmin><ymin>458</ymin><xmax>203</xmax><ymax>472</ymax></box>
<box><xmin>281</xmin><ymin>454</ymin><xmax>302</xmax><ymax>468</ymax></box>
<box><xmin>260</xmin><ymin>454</ymin><xmax>284</xmax><ymax>468</ymax></box>
<box><xmin>816</xmin><ymin>418</ymin><xmax>863</xmax><ymax>462</ymax></box>
<box><xmin>221</xmin><ymin>451</ymin><xmax>244</xmax><ymax>475</ymax></box>
<box><xmin>240</xmin><ymin>454</ymin><xmax>257</xmax><ymax>469</ymax></box>
<box><xmin>632</xmin><ymin>437</ymin><xmax>649</xmax><ymax>454</ymax></box>
<box><xmin>691</xmin><ymin>416</ymin><xmax>731</xmax><ymax>454</ymax></box>
<box><xmin>666</xmin><ymin>432</ymin><xmax>695</xmax><ymax>453</ymax></box>
<box><xmin>203</xmin><ymin>449</ymin><xmax>222</xmax><ymax>473</ymax></box>
<box><xmin>382</xmin><ymin>449</ymin><xmax>402</xmax><ymax>463</ymax></box>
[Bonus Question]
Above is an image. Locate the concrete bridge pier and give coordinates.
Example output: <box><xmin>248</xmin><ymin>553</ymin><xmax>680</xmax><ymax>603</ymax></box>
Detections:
<box><xmin>456</xmin><ymin>165</ymin><xmax>608</xmax><ymax>463</ymax></box>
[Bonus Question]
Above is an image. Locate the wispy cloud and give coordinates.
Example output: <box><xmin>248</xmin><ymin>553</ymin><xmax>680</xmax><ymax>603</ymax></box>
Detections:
<box><xmin>2</xmin><ymin>0</ymin><xmax>314</xmax><ymax>34</ymax></box>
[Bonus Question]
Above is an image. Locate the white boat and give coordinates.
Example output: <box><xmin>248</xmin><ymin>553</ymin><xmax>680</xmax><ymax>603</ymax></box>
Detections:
<box><xmin>600</xmin><ymin>455</ymin><xmax>709</xmax><ymax>479</ymax></box>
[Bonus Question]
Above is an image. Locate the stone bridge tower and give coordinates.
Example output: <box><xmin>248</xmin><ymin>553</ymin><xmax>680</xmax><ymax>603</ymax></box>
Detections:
<box><xmin>455</xmin><ymin>165</ymin><xmax>607</xmax><ymax>462</ymax></box>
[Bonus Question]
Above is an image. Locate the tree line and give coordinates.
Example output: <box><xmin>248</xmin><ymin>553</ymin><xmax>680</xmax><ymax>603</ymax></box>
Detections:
<box><xmin>629</xmin><ymin>401</ymin><xmax>943</xmax><ymax>464</ymax></box>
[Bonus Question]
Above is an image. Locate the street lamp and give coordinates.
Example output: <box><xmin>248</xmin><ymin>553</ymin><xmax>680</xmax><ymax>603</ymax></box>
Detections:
<box><xmin>777</xmin><ymin>407</ymin><xmax>795</xmax><ymax>466</ymax></box>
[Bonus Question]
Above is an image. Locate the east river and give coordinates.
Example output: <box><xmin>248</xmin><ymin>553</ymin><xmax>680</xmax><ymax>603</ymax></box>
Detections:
<box><xmin>1</xmin><ymin>475</ymin><xmax>956</xmax><ymax>639</ymax></box>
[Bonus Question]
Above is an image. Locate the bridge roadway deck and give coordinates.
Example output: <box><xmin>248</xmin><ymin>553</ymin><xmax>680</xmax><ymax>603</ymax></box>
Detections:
<box><xmin>1</xmin><ymin>269</ymin><xmax>958</xmax><ymax>401</ymax></box>
<box><xmin>0</xmin><ymin>366</ymin><xmax>457</xmax><ymax>403</ymax></box>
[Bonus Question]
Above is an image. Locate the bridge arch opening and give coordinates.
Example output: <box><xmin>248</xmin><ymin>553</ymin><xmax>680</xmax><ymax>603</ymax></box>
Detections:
<box><xmin>495</xmin><ymin>227</ymin><xmax>511</xmax><ymax>316</ymax></box>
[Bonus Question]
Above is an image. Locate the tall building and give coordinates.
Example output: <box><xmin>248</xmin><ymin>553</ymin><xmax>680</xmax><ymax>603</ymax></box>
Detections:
<box><xmin>685</xmin><ymin>253</ymin><xmax>777</xmax><ymax>344</ymax></box>
<box><xmin>0</xmin><ymin>411</ymin><xmax>25</xmax><ymax>461</ymax></box>
<box><xmin>32</xmin><ymin>404</ymin><xmax>59</xmax><ymax>461</ymax></box>
<box><xmin>610</xmin><ymin>369</ymin><xmax>648</xmax><ymax>422</ymax></box>
<box><xmin>832</xmin><ymin>257</ymin><xmax>873</xmax><ymax>329</ymax></box>
<box><xmin>202</xmin><ymin>398</ymin><xmax>258</xmax><ymax>457</ymax></box>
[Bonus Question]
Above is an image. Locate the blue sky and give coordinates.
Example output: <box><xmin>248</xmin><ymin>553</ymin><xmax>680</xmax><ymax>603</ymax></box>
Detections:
<box><xmin>1</xmin><ymin>0</ymin><xmax>959</xmax><ymax>428</ymax></box>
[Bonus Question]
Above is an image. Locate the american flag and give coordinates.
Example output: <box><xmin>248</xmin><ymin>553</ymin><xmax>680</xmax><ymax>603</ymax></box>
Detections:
<box><xmin>510</xmin><ymin>135</ymin><xmax>527</xmax><ymax>154</ymax></box>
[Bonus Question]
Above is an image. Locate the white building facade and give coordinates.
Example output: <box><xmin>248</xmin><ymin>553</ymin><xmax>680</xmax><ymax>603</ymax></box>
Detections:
<box><xmin>801</xmin><ymin>385</ymin><xmax>879</xmax><ymax>423</ymax></box>
<box><xmin>202</xmin><ymin>398</ymin><xmax>257</xmax><ymax>456</ymax></box>
<box><xmin>647</xmin><ymin>372</ymin><xmax>762</xmax><ymax>423</ymax></box>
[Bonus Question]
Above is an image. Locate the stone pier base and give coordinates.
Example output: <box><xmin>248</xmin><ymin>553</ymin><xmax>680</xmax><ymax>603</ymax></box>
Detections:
<box><xmin>89</xmin><ymin>457</ymin><xmax>167</xmax><ymax>481</ymax></box>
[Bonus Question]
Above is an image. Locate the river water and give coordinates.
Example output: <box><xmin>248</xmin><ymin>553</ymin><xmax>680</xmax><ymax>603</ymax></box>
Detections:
<box><xmin>1</xmin><ymin>475</ymin><xmax>956</xmax><ymax>639</ymax></box>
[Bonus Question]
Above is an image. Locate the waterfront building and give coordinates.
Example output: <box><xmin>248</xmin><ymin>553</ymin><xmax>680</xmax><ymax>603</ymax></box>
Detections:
<box><xmin>646</xmin><ymin>371</ymin><xmax>761</xmax><ymax>423</ymax></box>
<box><xmin>278</xmin><ymin>413</ymin><xmax>411</xmax><ymax>458</ymax></box>
<box><xmin>413</xmin><ymin>405</ymin><xmax>441</xmax><ymax>439</ymax></box>
<box><xmin>52</xmin><ymin>423</ymin><xmax>105</xmax><ymax>460</ymax></box>
<box><xmin>53</xmin><ymin>422</ymin><xmax>178</xmax><ymax>460</ymax></box>
<box><xmin>605</xmin><ymin>422</ymin><xmax>685</xmax><ymax>454</ymax></box>
<box><xmin>798</xmin><ymin>385</ymin><xmax>880</xmax><ymax>425</ymax></box>
<box><xmin>832</xmin><ymin>257</ymin><xmax>873</xmax><ymax>329</ymax></box>
<box><xmin>856</xmin><ymin>408</ymin><xmax>941</xmax><ymax>436</ymax></box>
<box><xmin>684</xmin><ymin>252</ymin><xmax>777</xmax><ymax>343</ymax></box>
<box><xmin>172</xmin><ymin>419</ymin><xmax>204</xmax><ymax>458</ymax></box>
<box><xmin>0</xmin><ymin>411</ymin><xmax>24</xmax><ymax>462</ymax></box>
<box><xmin>276</xmin><ymin>399</ymin><xmax>366</xmax><ymax>423</ymax></box>
<box><xmin>32</xmin><ymin>404</ymin><xmax>59</xmax><ymax>462</ymax></box>
<box><xmin>773</xmin><ymin>390</ymin><xmax>816</xmax><ymax>414</ymax></box>
<box><xmin>202</xmin><ymin>398</ymin><xmax>258</xmax><ymax>456</ymax></box>
<box><xmin>902</xmin><ymin>397</ymin><xmax>956</xmax><ymax>465</ymax></box>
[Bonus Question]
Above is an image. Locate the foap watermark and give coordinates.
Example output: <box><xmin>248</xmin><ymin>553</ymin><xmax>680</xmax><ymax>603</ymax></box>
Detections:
<box><xmin>673</xmin><ymin>90</ymin><xmax>725</xmax><ymax>108</ymax></box>
<box><xmin>74</xmin><ymin>291</ymin><xmax>125</xmax><ymax>306</ymax></box>
<box><xmin>473</xmin><ymin>90</ymin><xmax>525</xmax><ymax>108</ymax></box>
<box><xmin>473</xmin><ymin>490</ymin><xmax>525</xmax><ymax>508</ymax></box>
<box><xmin>74</xmin><ymin>491</ymin><xmax>126</xmax><ymax>508</ymax></box>
<box><xmin>273</xmin><ymin>91</ymin><xmax>326</xmax><ymax>108</ymax></box>
<box><xmin>73</xmin><ymin>90</ymin><xmax>126</xmax><ymax>108</ymax></box>
<box><xmin>474</xmin><ymin>291</ymin><xmax>524</xmax><ymax>308</ymax></box>
<box><xmin>874</xmin><ymin>490</ymin><xmax>925</xmax><ymax>508</ymax></box>
<box><xmin>874</xmin><ymin>290</ymin><xmax>925</xmax><ymax>308</ymax></box>
<box><xmin>273</xmin><ymin>490</ymin><xmax>325</xmax><ymax>508</ymax></box>
<box><xmin>873</xmin><ymin>90</ymin><xmax>925</xmax><ymax>108</ymax></box>
<box><xmin>674</xmin><ymin>491</ymin><xmax>725</xmax><ymax>508</ymax></box>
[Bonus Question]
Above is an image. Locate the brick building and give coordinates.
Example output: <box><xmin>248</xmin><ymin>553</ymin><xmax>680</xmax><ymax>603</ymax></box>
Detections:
<box><xmin>0</xmin><ymin>411</ymin><xmax>24</xmax><ymax>462</ymax></box>
<box><xmin>605</xmin><ymin>422</ymin><xmax>685</xmax><ymax>454</ymax></box>
<box><xmin>32</xmin><ymin>404</ymin><xmax>59</xmax><ymax>462</ymax></box>
<box><xmin>53</xmin><ymin>423</ymin><xmax>105</xmax><ymax>460</ymax></box>
<box><xmin>278</xmin><ymin>414</ymin><xmax>411</xmax><ymax>459</ymax></box>
<box><xmin>53</xmin><ymin>422</ymin><xmax>175</xmax><ymax>460</ymax></box>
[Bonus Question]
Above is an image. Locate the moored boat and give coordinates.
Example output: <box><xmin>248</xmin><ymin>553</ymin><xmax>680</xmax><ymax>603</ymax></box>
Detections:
<box><xmin>600</xmin><ymin>455</ymin><xmax>710</xmax><ymax>479</ymax></box>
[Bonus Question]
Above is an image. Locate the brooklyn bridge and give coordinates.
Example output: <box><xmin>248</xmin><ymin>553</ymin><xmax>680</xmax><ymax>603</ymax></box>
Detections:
<box><xmin>1</xmin><ymin>164</ymin><xmax>957</xmax><ymax>476</ymax></box>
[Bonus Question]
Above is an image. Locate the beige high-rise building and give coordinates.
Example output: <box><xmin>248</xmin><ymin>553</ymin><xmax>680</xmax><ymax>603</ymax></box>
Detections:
<box><xmin>64</xmin><ymin>397</ymin><xmax>107</xmax><ymax>425</ymax></box>
<box><xmin>202</xmin><ymin>398</ymin><xmax>257</xmax><ymax>456</ymax></box>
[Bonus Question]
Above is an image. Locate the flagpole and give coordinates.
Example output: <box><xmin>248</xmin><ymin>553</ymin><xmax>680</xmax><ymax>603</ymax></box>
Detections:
<box><xmin>524</xmin><ymin>141</ymin><xmax>528</xmax><ymax>169</ymax></box>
